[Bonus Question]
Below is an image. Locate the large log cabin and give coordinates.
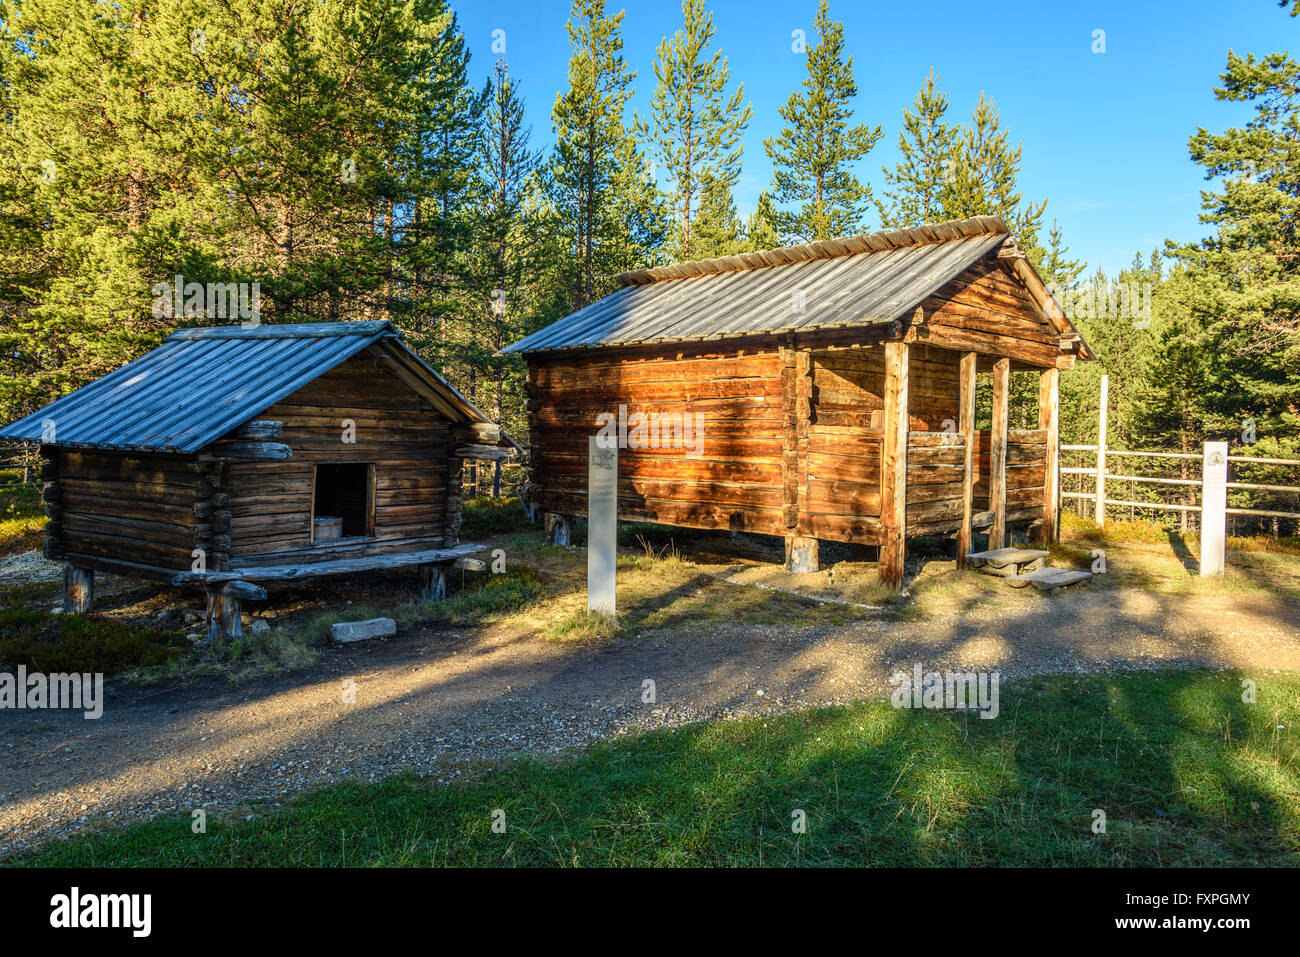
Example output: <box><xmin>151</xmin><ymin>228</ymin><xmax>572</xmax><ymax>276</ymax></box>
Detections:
<box><xmin>504</xmin><ymin>216</ymin><xmax>1093</xmax><ymax>589</ymax></box>
<box><xmin>0</xmin><ymin>321</ymin><xmax>514</xmax><ymax>638</ymax></box>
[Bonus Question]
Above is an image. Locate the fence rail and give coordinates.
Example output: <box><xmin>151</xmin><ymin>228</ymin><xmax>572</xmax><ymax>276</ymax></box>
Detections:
<box><xmin>1062</xmin><ymin>375</ymin><xmax>1298</xmax><ymax>574</ymax></box>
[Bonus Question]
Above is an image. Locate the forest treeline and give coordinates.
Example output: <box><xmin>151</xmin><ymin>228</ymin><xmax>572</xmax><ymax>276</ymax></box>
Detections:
<box><xmin>1</xmin><ymin>0</ymin><xmax>1297</xmax><ymax>498</ymax></box>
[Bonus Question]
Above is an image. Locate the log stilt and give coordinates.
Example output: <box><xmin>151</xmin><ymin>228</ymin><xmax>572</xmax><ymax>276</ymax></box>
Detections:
<box><xmin>544</xmin><ymin>512</ymin><xmax>572</xmax><ymax>547</ymax></box>
<box><xmin>784</xmin><ymin>536</ymin><xmax>819</xmax><ymax>573</ymax></box>
<box><xmin>205</xmin><ymin>588</ymin><xmax>242</xmax><ymax>643</ymax></box>
<box><xmin>418</xmin><ymin>563</ymin><xmax>448</xmax><ymax>602</ymax></box>
<box><xmin>62</xmin><ymin>565</ymin><xmax>93</xmax><ymax>614</ymax></box>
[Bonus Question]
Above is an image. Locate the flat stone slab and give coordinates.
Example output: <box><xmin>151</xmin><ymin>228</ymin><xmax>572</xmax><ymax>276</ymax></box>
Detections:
<box><xmin>1005</xmin><ymin>567</ymin><xmax>1093</xmax><ymax>590</ymax></box>
<box><xmin>966</xmin><ymin>547</ymin><xmax>1049</xmax><ymax>576</ymax></box>
<box><xmin>330</xmin><ymin>617</ymin><xmax>397</xmax><ymax>643</ymax></box>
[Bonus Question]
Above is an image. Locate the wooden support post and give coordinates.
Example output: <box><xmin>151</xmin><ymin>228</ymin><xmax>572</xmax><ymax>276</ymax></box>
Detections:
<box><xmin>989</xmin><ymin>357</ymin><xmax>1010</xmax><ymax>550</ymax></box>
<box><xmin>956</xmin><ymin>352</ymin><xmax>977</xmax><ymax>568</ymax></box>
<box><xmin>205</xmin><ymin>588</ymin><xmax>242</xmax><ymax>643</ymax></box>
<box><xmin>880</xmin><ymin>341</ymin><xmax>909</xmax><ymax>589</ymax></box>
<box><xmin>1039</xmin><ymin>367</ymin><xmax>1060</xmax><ymax>544</ymax></box>
<box><xmin>62</xmin><ymin>564</ymin><xmax>93</xmax><ymax>614</ymax></box>
<box><xmin>1095</xmin><ymin>373</ymin><xmax>1109</xmax><ymax>526</ymax></box>
<box><xmin>418</xmin><ymin>563</ymin><xmax>448</xmax><ymax>601</ymax></box>
<box><xmin>544</xmin><ymin>512</ymin><xmax>572</xmax><ymax>546</ymax></box>
<box><xmin>784</xmin><ymin>536</ymin><xmax>819</xmax><ymax>574</ymax></box>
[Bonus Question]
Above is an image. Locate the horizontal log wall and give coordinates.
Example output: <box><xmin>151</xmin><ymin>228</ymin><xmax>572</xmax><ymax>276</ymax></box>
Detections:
<box><xmin>915</xmin><ymin>254</ymin><xmax>1061</xmax><ymax>369</ymax></box>
<box><xmin>54</xmin><ymin>450</ymin><xmax>201</xmax><ymax>571</ymax></box>
<box><xmin>530</xmin><ymin>346</ymin><xmax>787</xmax><ymax>536</ymax></box>
<box><xmin>227</xmin><ymin>346</ymin><xmax>451</xmax><ymax>562</ymax></box>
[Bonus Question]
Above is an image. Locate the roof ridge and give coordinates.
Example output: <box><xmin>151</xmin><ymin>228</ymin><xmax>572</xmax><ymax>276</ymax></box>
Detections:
<box><xmin>166</xmin><ymin>320</ymin><xmax>398</xmax><ymax>341</ymax></box>
<box><xmin>617</xmin><ymin>215</ymin><xmax>1010</xmax><ymax>287</ymax></box>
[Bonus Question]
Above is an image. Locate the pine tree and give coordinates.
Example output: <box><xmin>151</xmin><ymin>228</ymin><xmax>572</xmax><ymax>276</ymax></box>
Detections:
<box><xmin>549</xmin><ymin>0</ymin><xmax>647</xmax><ymax>307</ymax></box>
<box><xmin>943</xmin><ymin>92</ymin><xmax>1047</xmax><ymax>253</ymax></box>
<box><xmin>1039</xmin><ymin>220</ymin><xmax>1086</xmax><ymax>292</ymax></box>
<box><xmin>690</xmin><ymin>174</ymin><xmax>745</xmax><ymax>258</ymax></box>
<box><xmin>876</xmin><ymin>69</ymin><xmax>956</xmax><ymax>229</ymax></box>
<box><xmin>638</xmin><ymin>0</ymin><xmax>751</xmax><ymax>261</ymax></box>
<box><xmin>743</xmin><ymin>190</ymin><xmax>782</xmax><ymax>251</ymax></box>
<box><xmin>763</xmin><ymin>0</ymin><xmax>880</xmax><ymax>241</ymax></box>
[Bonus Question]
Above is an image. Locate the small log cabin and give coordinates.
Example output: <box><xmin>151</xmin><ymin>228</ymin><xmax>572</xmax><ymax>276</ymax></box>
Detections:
<box><xmin>504</xmin><ymin>216</ymin><xmax>1093</xmax><ymax>589</ymax></box>
<box><xmin>0</xmin><ymin>321</ymin><xmax>513</xmax><ymax>638</ymax></box>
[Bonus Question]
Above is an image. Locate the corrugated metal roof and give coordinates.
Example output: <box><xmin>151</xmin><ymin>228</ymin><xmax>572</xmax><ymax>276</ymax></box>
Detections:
<box><xmin>503</xmin><ymin>216</ymin><xmax>1015</xmax><ymax>355</ymax></box>
<box><xmin>0</xmin><ymin>321</ymin><xmax>489</xmax><ymax>453</ymax></box>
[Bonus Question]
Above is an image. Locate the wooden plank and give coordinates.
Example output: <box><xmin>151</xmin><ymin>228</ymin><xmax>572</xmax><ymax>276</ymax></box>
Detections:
<box><xmin>989</xmin><ymin>357</ymin><xmax>1010</xmax><ymax>550</ymax></box>
<box><xmin>173</xmin><ymin>544</ymin><xmax>483</xmax><ymax>584</ymax></box>
<box><xmin>880</xmin><ymin>341</ymin><xmax>909</xmax><ymax>589</ymax></box>
<box><xmin>1039</xmin><ymin>367</ymin><xmax>1060</xmax><ymax>544</ymax></box>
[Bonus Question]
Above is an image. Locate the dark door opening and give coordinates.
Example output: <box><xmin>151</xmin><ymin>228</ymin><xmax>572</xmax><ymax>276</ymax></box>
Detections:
<box><xmin>314</xmin><ymin>463</ymin><xmax>373</xmax><ymax>539</ymax></box>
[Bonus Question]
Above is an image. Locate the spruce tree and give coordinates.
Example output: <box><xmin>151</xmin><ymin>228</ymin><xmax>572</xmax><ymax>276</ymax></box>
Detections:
<box><xmin>743</xmin><ymin>190</ymin><xmax>782</xmax><ymax>251</ymax></box>
<box><xmin>763</xmin><ymin>0</ymin><xmax>880</xmax><ymax>241</ymax></box>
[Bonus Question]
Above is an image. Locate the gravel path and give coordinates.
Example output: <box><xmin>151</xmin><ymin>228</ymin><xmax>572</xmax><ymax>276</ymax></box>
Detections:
<box><xmin>2</xmin><ymin>582</ymin><xmax>1298</xmax><ymax>855</ymax></box>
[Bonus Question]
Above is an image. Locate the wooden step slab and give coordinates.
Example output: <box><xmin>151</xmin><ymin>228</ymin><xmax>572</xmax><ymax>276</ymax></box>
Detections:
<box><xmin>1005</xmin><ymin>567</ymin><xmax>1093</xmax><ymax>591</ymax></box>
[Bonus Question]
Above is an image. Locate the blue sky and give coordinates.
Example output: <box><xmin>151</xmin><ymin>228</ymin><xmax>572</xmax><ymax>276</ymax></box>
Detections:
<box><xmin>452</xmin><ymin>0</ymin><xmax>1293</xmax><ymax>276</ymax></box>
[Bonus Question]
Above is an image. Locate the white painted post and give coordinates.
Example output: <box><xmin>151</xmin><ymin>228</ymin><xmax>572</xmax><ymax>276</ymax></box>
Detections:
<box><xmin>1095</xmin><ymin>374</ymin><xmax>1108</xmax><ymax>525</ymax></box>
<box><xmin>1200</xmin><ymin>441</ymin><xmax>1227</xmax><ymax>576</ymax></box>
<box><xmin>587</xmin><ymin>436</ymin><xmax>617</xmax><ymax>615</ymax></box>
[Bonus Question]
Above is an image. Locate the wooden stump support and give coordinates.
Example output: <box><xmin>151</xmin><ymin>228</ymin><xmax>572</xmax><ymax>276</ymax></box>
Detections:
<box><xmin>62</xmin><ymin>564</ymin><xmax>93</xmax><ymax>614</ymax></box>
<box><xmin>784</xmin><ymin>536</ymin><xmax>819</xmax><ymax>574</ymax></box>
<box><xmin>544</xmin><ymin>512</ymin><xmax>572</xmax><ymax>547</ymax></box>
<box><xmin>418</xmin><ymin>563</ymin><xmax>448</xmax><ymax>602</ymax></box>
<box><xmin>203</xmin><ymin>579</ymin><xmax>266</xmax><ymax>643</ymax></box>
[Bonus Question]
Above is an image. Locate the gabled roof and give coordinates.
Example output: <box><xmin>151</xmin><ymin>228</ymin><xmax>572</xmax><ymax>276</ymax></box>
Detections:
<box><xmin>0</xmin><ymin>321</ymin><xmax>491</xmax><ymax>453</ymax></box>
<box><xmin>503</xmin><ymin>216</ymin><xmax>1088</xmax><ymax>357</ymax></box>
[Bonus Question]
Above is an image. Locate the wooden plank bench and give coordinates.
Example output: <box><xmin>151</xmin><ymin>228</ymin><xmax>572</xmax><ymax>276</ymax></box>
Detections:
<box><xmin>964</xmin><ymin>547</ymin><xmax>1049</xmax><ymax>577</ymax></box>
<box><xmin>171</xmin><ymin>544</ymin><xmax>487</xmax><ymax>641</ymax></box>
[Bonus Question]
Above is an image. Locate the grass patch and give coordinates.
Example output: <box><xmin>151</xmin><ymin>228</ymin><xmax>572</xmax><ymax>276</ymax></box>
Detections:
<box><xmin>431</xmin><ymin>567</ymin><xmax>545</xmax><ymax>626</ymax></box>
<box><xmin>459</xmin><ymin>496</ymin><xmax>537</xmax><ymax>540</ymax></box>
<box><xmin>0</xmin><ymin>608</ymin><xmax>186</xmax><ymax>674</ymax></box>
<box><xmin>0</xmin><ymin>484</ymin><xmax>44</xmax><ymax>558</ymax></box>
<box><xmin>546</xmin><ymin>607</ymin><xmax>621</xmax><ymax>642</ymax></box>
<box><xmin>17</xmin><ymin>669</ymin><xmax>1298</xmax><ymax>867</ymax></box>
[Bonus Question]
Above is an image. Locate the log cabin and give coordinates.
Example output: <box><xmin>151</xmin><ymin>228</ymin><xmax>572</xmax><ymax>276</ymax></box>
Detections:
<box><xmin>503</xmin><ymin>216</ymin><xmax>1093</xmax><ymax>589</ymax></box>
<box><xmin>0</xmin><ymin>321</ymin><xmax>514</xmax><ymax>638</ymax></box>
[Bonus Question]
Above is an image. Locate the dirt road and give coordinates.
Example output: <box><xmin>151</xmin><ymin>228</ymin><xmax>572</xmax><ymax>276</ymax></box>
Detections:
<box><xmin>2</xmin><ymin>583</ymin><xmax>1298</xmax><ymax>855</ymax></box>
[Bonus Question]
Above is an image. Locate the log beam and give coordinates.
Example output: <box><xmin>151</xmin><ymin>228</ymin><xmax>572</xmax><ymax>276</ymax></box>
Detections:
<box><xmin>880</xmin><ymin>341</ymin><xmax>910</xmax><ymax>589</ymax></box>
<box><xmin>956</xmin><ymin>351</ymin><xmax>978</xmax><ymax>568</ymax></box>
<box><xmin>989</xmin><ymin>357</ymin><xmax>1011</xmax><ymax>550</ymax></box>
<box><xmin>1039</xmin><ymin>367</ymin><xmax>1060</xmax><ymax>544</ymax></box>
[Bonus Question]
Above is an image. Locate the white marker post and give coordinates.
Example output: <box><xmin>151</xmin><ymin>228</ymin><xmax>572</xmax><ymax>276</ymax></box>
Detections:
<box><xmin>588</xmin><ymin>436</ymin><xmax>617</xmax><ymax>615</ymax></box>
<box><xmin>1200</xmin><ymin>441</ymin><xmax>1227</xmax><ymax>577</ymax></box>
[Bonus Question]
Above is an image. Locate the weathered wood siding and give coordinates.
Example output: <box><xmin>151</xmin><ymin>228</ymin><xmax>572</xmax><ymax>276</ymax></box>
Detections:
<box><xmin>975</xmin><ymin>428</ymin><xmax>1048</xmax><ymax>523</ymax></box>
<box><xmin>914</xmin><ymin>254</ymin><xmax>1060</xmax><ymax>369</ymax></box>
<box><xmin>53</xmin><ymin>450</ymin><xmax>201</xmax><ymax>572</ymax></box>
<box><xmin>226</xmin><ymin>347</ymin><xmax>452</xmax><ymax>564</ymax></box>
<box><xmin>529</xmin><ymin>346</ymin><xmax>787</xmax><ymax>536</ymax></box>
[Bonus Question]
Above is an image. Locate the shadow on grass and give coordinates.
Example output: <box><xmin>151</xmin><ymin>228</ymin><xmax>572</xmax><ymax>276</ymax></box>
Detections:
<box><xmin>15</xmin><ymin>670</ymin><xmax>1297</xmax><ymax>867</ymax></box>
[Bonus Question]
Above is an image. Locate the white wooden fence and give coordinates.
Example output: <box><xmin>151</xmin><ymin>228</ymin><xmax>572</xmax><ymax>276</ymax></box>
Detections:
<box><xmin>1060</xmin><ymin>375</ymin><xmax>1300</xmax><ymax>575</ymax></box>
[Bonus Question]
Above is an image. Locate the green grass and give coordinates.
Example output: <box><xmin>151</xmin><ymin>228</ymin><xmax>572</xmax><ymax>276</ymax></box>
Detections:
<box><xmin>458</xmin><ymin>495</ymin><xmax>537</xmax><ymax>540</ymax></box>
<box><xmin>15</xmin><ymin>669</ymin><xmax>1298</xmax><ymax>866</ymax></box>
<box><xmin>0</xmin><ymin>483</ymin><xmax>43</xmax><ymax>558</ymax></box>
<box><xmin>0</xmin><ymin>608</ymin><xmax>187</xmax><ymax>674</ymax></box>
